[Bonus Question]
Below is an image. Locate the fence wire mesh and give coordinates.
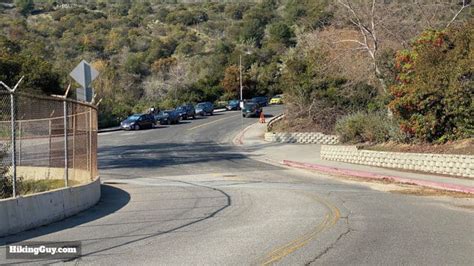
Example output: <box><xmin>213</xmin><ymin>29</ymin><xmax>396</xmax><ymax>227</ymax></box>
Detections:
<box><xmin>0</xmin><ymin>91</ymin><xmax>98</xmax><ymax>199</ymax></box>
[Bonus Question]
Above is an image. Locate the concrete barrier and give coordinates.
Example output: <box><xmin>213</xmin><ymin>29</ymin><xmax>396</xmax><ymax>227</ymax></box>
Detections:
<box><xmin>321</xmin><ymin>145</ymin><xmax>474</xmax><ymax>178</ymax></box>
<box><xmin>0</xmin><ymin>177</ymin><xmax>101</xmax><ymax>237</ymax></box>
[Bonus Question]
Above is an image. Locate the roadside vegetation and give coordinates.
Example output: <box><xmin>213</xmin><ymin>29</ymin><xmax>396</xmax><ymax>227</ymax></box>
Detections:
<box><xmin>1</xmin><ymin>176</ymin><xmax>78</xmax><ymax>199</ymax></box>
<box><xmin>0</xmin><ymin>0</ymin><xmax>472</xmax><ymax>146</ymax></box>
<box><xmin>0</xmin><ymin>146</ymin><xmax>14</xmax><ymax>198</ymax></box>
<box><xmin>1</xmin><ymin>145</ymin><xmax>81</xmax><ymax>199</ymax></box>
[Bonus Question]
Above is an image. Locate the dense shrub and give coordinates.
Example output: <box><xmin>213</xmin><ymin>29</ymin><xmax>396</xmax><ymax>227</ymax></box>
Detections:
<box><xmin>165</xmin><ymin>10</ymin><xmax>208</xmax><ymax>26</ymax></box>
<box><xmin>335</xmin><ymin>112</ymin><xmax>404</xmax><ymax>144</ymax></box>
<box><xmin>389</xmin><ymin>22</ymin><xmax>474</xmax><ymax>142</ymax></box>
<box><xmin>281</xmin><ymin>47</ymin><xmax>380</xmax><ymax>134</ymax></box>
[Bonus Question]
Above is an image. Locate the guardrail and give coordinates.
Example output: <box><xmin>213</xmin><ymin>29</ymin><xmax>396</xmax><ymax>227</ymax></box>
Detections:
<box><xmin>266</xmin><ymin>113</ymin><xmax>285</xmax><ymax>132</ymax></box>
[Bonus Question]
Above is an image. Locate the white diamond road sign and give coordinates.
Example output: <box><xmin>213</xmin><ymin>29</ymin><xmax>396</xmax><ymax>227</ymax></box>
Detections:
<box><xmin>69</xmin><ymin>60</ymin><xmax>98</xmax><ymax>102</ymax></box>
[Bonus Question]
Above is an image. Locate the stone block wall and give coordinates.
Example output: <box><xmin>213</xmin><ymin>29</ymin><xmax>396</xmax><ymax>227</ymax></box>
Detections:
<box><xmin>264</xmin><ymin>132</ymin><xmax>340</xmax><ymax>145</ymax></box>
<box><xmin>265</xmin><ymin>113</ymin><xmax>339</xmax><ymax>145</ymax></box>
<box><xmin>320</xmin><ymin>145</ymin><xmax>474</xmax><ymax>178</ymax></box>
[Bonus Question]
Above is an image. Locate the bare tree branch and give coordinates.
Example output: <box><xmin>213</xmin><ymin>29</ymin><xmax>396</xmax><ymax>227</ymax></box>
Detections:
<box><xmin>334</xmin><ymin>39</ymin><xmax>367</xmax><ymax>47</ymax></box>
<box><xmin>337</xmin><ymin>0</ymin><xmax>385</xmax><ymax>92</ymax></box>
<box><xmin>446</xmin><ymin>0</ymin><xmax>471</xmax><ymax>28</ymax></box>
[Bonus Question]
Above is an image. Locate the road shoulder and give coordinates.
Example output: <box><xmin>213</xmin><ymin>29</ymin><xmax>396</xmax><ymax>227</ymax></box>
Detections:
<box><xmin>234</xmin><ymin>122</ymin><xmax>474</xmax><ymax>195</ymax></box>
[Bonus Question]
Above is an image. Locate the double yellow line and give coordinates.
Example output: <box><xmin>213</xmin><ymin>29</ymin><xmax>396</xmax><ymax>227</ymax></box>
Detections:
<box><xmin>261</xmin><ymin>194</ymin><xmax>341</xmax><ymax>265</ymax></box>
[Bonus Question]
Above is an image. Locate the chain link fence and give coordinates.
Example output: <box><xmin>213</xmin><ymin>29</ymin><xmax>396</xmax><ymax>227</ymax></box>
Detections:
<box><xmin>0</xmin><ymin>90</ymin><xmax>98</xmax><ymax>198</ymax></box>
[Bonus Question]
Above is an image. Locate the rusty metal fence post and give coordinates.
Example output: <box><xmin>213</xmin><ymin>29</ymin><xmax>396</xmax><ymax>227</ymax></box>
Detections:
<box><xmin>63</xmin><ymin>99</ymin><xmax>69</xmax><ymax>187</ymax></box>
<box><xmin>0</xmin><ymin>77</ymin><xmax>23</xmax><ymax>198</ymax></box>
<box><xmin>10</xmin><ymin>91</ymin><xmax>16</xmax><ymax>197</ymax></box>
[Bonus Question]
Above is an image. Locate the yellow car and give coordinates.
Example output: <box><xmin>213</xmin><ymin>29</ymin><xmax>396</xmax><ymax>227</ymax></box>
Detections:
<box><xmin>269</xmin><ymin>94</ymin><xmax>284</xmax><ymax>105</ymax></box>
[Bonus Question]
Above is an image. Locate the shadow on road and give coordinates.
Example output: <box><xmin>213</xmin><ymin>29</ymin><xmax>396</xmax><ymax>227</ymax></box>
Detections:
<box><xmin>72</xmin><ymin>178</ymin><xmax>232</xmax><ymax>261</ymax></box>
<box><xmin>98</xmin><ymin>141</ymin><xmax>284</xmax><ymax>174</ymax></box>
<box><xmin>0</xmin><ymin>185</ymin><xmax>131</xmax><ymax>245</ymax></box>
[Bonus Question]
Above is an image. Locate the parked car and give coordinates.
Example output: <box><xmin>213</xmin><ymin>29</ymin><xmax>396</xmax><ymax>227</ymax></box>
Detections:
<box><xmin>176</xmin><ymin>104</ymin><xmax>196</xmax><ymax>120</ymax></box>
<box><xmin>251</xmin><ymin>96</ymin><xmax>268</xmax><ymax>107</ymax></box>
<box><xmin>226</xmin><ymin>99</ymin><xmax>241</xmax><ymax>111</ymax></box>
<box><xmin>195</xmin><ymin>102</ymin><xmax>214</xmax><ymax>116</ymax></box>
<box><xmin>155</xmin><ymin>110</ymin><xmax>181</xmax><ymax>125</ymax></box>
<box><xmin>120</xmin><ymin>114</ymin><xmax>155</xmax><ymax>130</ymax></box>
<box><xmin>269</xmin><ymin>94</ymin><xmax>284</xmax><ymax>105</ymax></box>
<box><xmin>242</xmin><ymin>102</ymin><xmax>262</xmax><ymax>118</ymax></box>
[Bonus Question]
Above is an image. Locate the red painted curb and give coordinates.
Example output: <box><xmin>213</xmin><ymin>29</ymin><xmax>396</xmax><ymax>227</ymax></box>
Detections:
<box><xmin>233</xmin><ymin>123</ymin><xmax>256</xmax><ymax>146</ymax></box>
<box><xmin>282</xmin><ymin>160</ymin><xmax>474</xmax><ymax>194</ymax></box>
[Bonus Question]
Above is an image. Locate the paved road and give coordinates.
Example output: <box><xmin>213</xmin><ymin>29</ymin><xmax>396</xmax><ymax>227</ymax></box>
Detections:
<box><xmin>1</xmin><ymin>105</ymin><xmax>473</xmax><ymax>265</ymax></box>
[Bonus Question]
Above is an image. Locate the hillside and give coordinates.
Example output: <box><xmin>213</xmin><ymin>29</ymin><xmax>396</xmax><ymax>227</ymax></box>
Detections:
<box><xmin>0</xmin><ymin>0</ymin><xmax>472</xmax><ymax>143</ymax></box>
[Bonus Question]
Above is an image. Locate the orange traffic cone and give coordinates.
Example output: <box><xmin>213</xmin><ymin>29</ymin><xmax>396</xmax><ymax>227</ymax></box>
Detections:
<box><xmin>259</xmin><ymin>111</ymin><xmax>266</xmax><ymax>123</ymax></box>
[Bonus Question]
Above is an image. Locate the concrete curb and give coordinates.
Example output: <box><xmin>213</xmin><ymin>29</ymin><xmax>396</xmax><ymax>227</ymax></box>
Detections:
<box><xmin>214</xmin><ymin>108</ymin><xmax>227</xmax><ymax>113</ymax></box>
<box><xmin>98</xmin><ymin>126</ymin><xmax>121</xmax><ymax>133</ymax></box>
<box><xmin>282</xmin><ymin>160</ymin><xmax>474</xmax><ymax>194</ymax></box>
<box><xmin>233</xmin><ymin>123</ymin><xmax>256</xmax><ymax>146</ymax></box>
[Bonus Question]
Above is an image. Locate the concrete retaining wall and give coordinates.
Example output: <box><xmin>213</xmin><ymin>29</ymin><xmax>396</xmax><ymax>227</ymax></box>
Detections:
<box><xmin>265</xmin><ymin>132</ymin><xmax>340</xmax><ymax>145</ymax></box>
<box><xmin>265</xmin><ymin>114</ymin><xmax>339</xmax><ymax>144</ymax></box>
<box><xmin>321</xmin><ymin>145</ymin><xmax>474</xmax><ymax>178</ymax></box>
<box><xmin>0</xmin><ymin>177</ymin><xmax>101</xmax><ymax>237</ymax></box>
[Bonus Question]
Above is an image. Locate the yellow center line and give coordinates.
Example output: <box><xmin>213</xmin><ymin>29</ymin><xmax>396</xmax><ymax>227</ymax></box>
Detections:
<box><xmin>261</xmin><ymin>194</ymin><xmax>341</xmax><ymax>265</ymax></box>
<box><xmin>187</xmin><ymin>114</ymin><xmax>241</xmax><ymax>131</ymax></box>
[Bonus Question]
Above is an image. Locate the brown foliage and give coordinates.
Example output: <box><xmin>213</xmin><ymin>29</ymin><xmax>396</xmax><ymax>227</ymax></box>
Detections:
<box><xmin>220</xmin><ymin>65</ymin><xmax>240</xmax><ymax>98</ymax></box>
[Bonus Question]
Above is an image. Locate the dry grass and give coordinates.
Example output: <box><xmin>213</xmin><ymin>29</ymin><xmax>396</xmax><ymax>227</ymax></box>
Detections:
<box><xmin>271</xmin><ymin>117</ymin><xmax>334</xmax><ymax>134</ymax></box>
<box><xmin>390</xmin><ymin>187</ymin><xmax>474</xmax><ymax>198</ymax></box>
<box><xmin>19</xmin><ymin>179</ymin><xmax>81</xmax><ymax>196</ymax></box>
<box><xmin>310</xmin><ymin>170</ymin><xmax>473</xmax><ymax>199</ymax></box>
<box><xmin>364</xmin><ymin>138</ymin><xmax>474</xmax><ymax>155</ymax></box>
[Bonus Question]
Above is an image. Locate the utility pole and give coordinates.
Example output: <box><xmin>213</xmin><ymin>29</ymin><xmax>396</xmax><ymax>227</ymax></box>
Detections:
<box><xmin>239</xmin><ymin>54</ymin><xmax>244</xmax><ymax>130</ymax></box>
<box><xmin>239</xmin><ymin>54</ymin><xmax>243</xmax><ymax>103</ymax></box>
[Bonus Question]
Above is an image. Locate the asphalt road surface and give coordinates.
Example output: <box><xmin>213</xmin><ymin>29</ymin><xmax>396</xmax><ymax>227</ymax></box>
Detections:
<box><xmin>1</xmin><ymin>105</ymin><xmax>473</xmax><ymax>265</ymax></box>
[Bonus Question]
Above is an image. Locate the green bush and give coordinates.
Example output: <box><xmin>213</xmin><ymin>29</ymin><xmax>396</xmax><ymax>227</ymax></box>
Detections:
<box><xmin>165</xmin><ymin>10</ymin><xmax>208</xmax><ymax>26</ymax></box>
<box><xmin>335</xmin><ymin>112</ymin><xmax>404</xmax><ymax>144</ymax></box>
<box><xmin>389</xmin><ymin>23</ymin><xmax>474</xmax><ymax>142</ymax></box>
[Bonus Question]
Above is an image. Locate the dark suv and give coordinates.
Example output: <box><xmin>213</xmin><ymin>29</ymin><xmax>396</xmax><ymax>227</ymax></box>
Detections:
<box><xmin>155</xmin><ymin>110</ymin><xmax>181</xmax><ymax>125</ymax></box>
<box><xmin>195</xmin><ymin>102</ymin><xmax>214</xmax><ymax>116</ymax></box>
<box><xmin>120</xmin><ymin>114</ymin><xmax>155</xmax><ymax>130</ymax></box>
<box><xmin>242</xmin><ymin>102</ymin><xmax>262</xmax><ymax>118</ymax></box>
<box><xmin>251</xmin><ymin>96</ymin><xmax>268</xmax><ymax>107</ymax></box>
<box><xmin>176</xmin><ymin>104</ymin><xmax>196</xmax><ymax>120</ymax></box>
<box><xmin>226</xmin><ymin>99</ymin><xmax>241</xmax><ymax>111</ymax></box>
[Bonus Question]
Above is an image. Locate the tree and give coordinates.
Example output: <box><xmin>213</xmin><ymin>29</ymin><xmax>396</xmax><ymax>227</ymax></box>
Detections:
<box><xmin>239</xmin><ymin>19</ymin><xmax>266</xmax><ymax>47</ymax></box>
<box><xmin>335</xmin><ymin>0</ymin><xmax>386</xmax><ymax>92</ymax></box>
<box><xmin>0</xmin><ymin>37</ymin><xmax>62</xmax><ymax>95</ymax></box>
<box><xmin>15</xmin><ymin>0</ymin><xmax>34</xmax><ymax>16</ymax></box>
<box><xmin>334</xmin><ymin>0</ymin><xmax>472</xmax><ymax>93</ymax></box>
<box><xmin>145</xmin><ymin>58</ymin><xmax>196</xmax><ymax>103</ymax></box>
<box><xmin>268</xmin><ymin>22</ymin><xmax>296</xmax><ymax>47</ymax></box>
<box><xmin>221</xmin><ymin>65</ymin><xmax>240</xmax><ymax>99</ymax></box>
<box><xmin>389</xmin><ymin>22</ymin><xmax>474</xmax><ymax>142</ymax></box>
